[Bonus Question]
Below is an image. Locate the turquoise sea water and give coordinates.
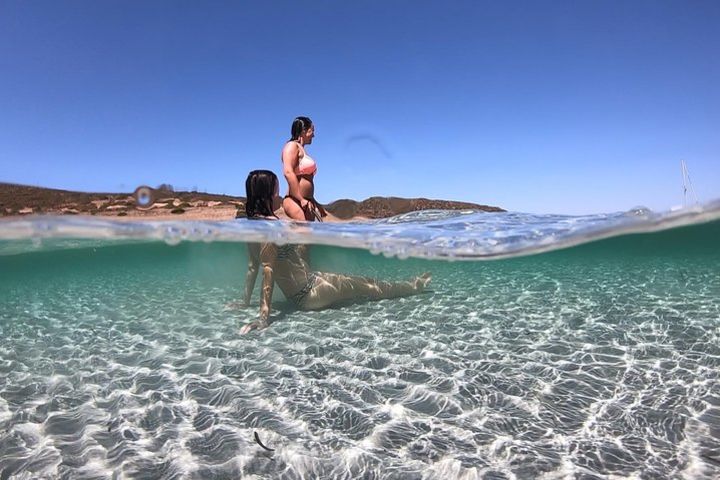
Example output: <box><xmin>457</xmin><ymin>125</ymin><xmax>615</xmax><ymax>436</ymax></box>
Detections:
<box><xmin>1</xmin><ymin>206</ymin><xmax>719</xmax><ymax>479</ymax></box>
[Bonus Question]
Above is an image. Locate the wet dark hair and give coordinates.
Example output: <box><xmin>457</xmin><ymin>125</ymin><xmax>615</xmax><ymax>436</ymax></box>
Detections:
<box><xmin>290</xmin><ymin>116</ymin><xmax>313</xmax><ymax>141</ymax></box>
<box><xmin>245</xmin><ymin>170</ymin><xmax>279</xmax><ymax>219</ymax></box>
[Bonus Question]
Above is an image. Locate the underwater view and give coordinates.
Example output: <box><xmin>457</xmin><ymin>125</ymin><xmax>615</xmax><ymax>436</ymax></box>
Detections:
<box><xmin>1</xmin><ymin>206</ymin><xmax>719</xmax><ymax>479</ymax></box>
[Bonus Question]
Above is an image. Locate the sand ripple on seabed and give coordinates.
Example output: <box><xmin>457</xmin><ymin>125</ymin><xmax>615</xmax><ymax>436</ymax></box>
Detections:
<box><xmin>1</xmin><ymin>260</ymin><xmax>720</xmax><ymax>479</ymax></box>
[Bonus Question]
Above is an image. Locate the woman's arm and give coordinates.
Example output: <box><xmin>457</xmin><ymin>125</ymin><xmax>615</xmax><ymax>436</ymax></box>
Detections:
<box><xmin>258</xmin><ymin>243</ymin><xmax>276</xmax><ymax>323</ymax></box>
<box><xmin>243</xmin><ymin>243</ymin><xmax>261</xmax><ymax>305</ymax></box>
<box><xmin>240</xmin><ymin>243</ymin><xmax>277</xmax><ymax>334</ymax></box>
<box><xmin>281</xmin><ymin>142</ymin><xmax>309</xmax><ymax>210</ymax></box>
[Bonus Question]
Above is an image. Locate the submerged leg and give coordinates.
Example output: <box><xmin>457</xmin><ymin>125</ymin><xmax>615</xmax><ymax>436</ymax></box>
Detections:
<box><xmin>301</xmin><ymin>272</ymin><xmax>431</xmax><ymax>310</ymax></box>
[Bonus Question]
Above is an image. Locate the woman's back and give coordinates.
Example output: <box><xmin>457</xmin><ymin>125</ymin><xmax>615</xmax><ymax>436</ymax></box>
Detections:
<box><xmin>253</xmin><ymin>242</ymin><xmax>313</xmax><ymax>299</ymax></box>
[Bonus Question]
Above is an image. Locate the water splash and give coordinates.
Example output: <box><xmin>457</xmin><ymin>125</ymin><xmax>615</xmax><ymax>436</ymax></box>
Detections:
<box><xmin>1</xmin><ymin>200</ymin><xmax>719</xmax><ymax>259</ymax></box>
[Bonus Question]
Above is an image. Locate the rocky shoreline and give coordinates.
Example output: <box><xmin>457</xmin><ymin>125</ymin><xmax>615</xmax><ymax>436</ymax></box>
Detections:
<box><xmin>0</xmin><ymin>183</ymin><xmax>504</xmax><ymax>221</ymax></box>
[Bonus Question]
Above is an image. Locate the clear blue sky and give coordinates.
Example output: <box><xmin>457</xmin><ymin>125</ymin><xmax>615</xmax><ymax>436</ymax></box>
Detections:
<box><xmin>1</xmin><ymin>1</ymin><xmax>718</xmax><ymax>214</ymax></box>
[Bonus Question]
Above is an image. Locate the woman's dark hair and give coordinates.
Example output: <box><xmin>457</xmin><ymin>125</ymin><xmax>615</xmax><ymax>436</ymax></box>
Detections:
<box><xmin>290</xmin><ymin>116</ymin><xmax>313</xmax><ymax>141</ymax></box>
<box><xmin>245</xmin><ymin>170</ymin><xmax>279</xmax><ymax>219</ymax></box>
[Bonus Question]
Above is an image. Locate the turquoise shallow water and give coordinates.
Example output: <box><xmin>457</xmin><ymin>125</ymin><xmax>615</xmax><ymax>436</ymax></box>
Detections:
<box><xmin>1</xmin><ymin>209</ymin><xmax>719</xmax><ymax>479</ymax></box>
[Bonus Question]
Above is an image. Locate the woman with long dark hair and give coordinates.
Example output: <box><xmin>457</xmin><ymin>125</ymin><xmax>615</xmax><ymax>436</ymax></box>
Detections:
<box><xmin>281</xmin><ymin>116</ymin><xmax>327</xmax><ymax>221</ymax></box>
<box><xmin>240</xmin><ymin>170</ymin><xmax>430</xmax><ymax>334</ymax></box>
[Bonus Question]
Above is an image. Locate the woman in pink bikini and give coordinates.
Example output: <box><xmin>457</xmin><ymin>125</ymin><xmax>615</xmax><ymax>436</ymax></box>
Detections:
<box><xmin>281</xmin><ymin>116</ymin><xmax>327</xmax><ymax>221</ymax></box>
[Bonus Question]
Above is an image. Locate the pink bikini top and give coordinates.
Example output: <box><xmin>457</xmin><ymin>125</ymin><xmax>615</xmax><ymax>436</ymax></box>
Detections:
<box><xmin>295</xmin><ymin>152</ymin><xmax>317</xmax><ymax>176</ymax></box>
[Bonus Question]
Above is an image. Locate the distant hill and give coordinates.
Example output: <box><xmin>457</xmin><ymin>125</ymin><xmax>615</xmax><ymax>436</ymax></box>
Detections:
<box><xmin>326</xmin><ymin>196</ymin><xmax>504</xmax><ymax>219</ymax></box>
<box><xmin>0</xmin><ymin>183</ymin><xmax>243</xmax><ymax>217</ymax></box>
<box><xmin>0</xmin><ymin>183</ymin><xmax>504</xmax><ymax>219</ymax></box>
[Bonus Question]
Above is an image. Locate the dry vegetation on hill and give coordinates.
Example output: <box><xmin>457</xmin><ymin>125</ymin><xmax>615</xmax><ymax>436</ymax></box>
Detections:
<box><xmin>0</xmin><ymin>183</ymin><xmax>504</xmax><ymax>220</ymax></box>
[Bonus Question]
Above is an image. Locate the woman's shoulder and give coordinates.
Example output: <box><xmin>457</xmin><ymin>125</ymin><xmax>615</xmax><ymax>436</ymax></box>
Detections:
<box><xmin>282</xmin><ymin>140</ymin><xmax>301</xmax><ymax>154</ymax></box>
<box><xmin>259</xmin><ymin>242</ymin><xmax>279</xmax><ymax>262</ymax></box>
